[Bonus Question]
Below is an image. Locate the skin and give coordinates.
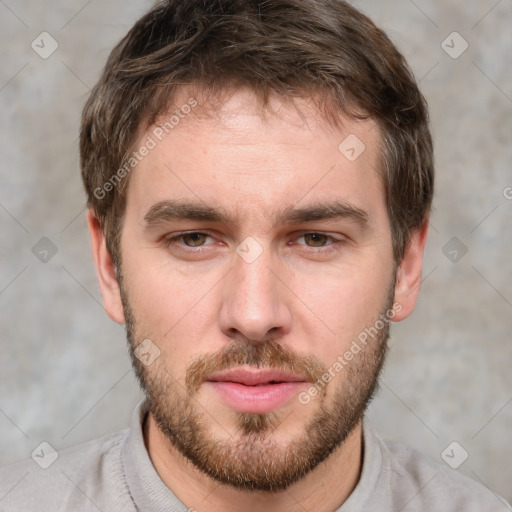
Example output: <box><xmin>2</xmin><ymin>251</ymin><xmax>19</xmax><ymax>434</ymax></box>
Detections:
<box><xmin>87</xmin><ymin>86</ymin><xmax>428</xmax><ymax>512</ymax></box>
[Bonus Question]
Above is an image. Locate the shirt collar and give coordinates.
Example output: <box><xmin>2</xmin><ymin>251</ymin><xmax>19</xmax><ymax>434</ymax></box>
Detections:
<box><xmin>121</xmin><ymin>399</ymin><xmax>190</xmax><ymax>512</ymax></box>
<box><xmin>121</xmin><ymin>399</ymin><xmax>381</xmax><ymax>511</ymax></box>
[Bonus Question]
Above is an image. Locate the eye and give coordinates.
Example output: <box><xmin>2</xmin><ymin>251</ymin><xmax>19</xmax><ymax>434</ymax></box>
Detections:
<box><xmin>165</xmin><ymin>231</ymin><xmax>214</xmax><ymax>248</ymax></box>
<box><xmin>163</xmin><ymin>231</ymin><xmax>344</xmax><ymax>254</ymax></box>
<box><xmin>295</xmin><ymin>232</ymin><xmax>341</xmax><ymax>249</ymax></box>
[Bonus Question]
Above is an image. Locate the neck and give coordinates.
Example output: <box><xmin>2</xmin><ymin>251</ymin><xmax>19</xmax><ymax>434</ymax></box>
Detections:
<box><xmin>144</xmin><ymin>414</ymin><xmax>363</xmax><ymax>512</ymax></box>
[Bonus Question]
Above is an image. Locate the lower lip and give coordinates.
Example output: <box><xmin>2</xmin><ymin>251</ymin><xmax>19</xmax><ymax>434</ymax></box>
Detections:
<box><xmin>207</xmin><ymin>381</ymin><xmax>307</xmax><ymax>414</ymax></box>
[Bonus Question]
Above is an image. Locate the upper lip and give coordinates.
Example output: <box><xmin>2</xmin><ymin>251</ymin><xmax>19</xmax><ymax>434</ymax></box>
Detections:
<box><xmin>207</xmin><ymin>367</ymin><xmax>307</xmax><ymax>386</ymax></box>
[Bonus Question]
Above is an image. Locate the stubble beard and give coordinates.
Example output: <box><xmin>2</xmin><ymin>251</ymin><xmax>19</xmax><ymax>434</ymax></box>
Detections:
<box><xmin>119</xmin><ymin>271</ymin><xmax>393</xmax><ymax>493</ymax></box>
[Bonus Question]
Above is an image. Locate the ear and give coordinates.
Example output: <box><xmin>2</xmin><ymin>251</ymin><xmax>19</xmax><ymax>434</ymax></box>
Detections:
<box><xmin>86</xmin><ymin>209</ymin><xmax>125</xmax><ymax>324</ymax></box>
<box><xmin>392</xmin><ymin>219</ymin><xmax>429</xmax><ymax>322</ymax></box>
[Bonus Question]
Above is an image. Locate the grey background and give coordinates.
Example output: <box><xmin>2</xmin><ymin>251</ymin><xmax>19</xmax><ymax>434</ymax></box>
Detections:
<box><xmin>1</xmin><ymin>0</ymin><xmax>511</xmax><ymax>504</ymax></box>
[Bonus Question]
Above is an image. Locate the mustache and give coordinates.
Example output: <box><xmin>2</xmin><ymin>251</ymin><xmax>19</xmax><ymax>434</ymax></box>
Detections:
<box><xmin>185</xmin><ymin>339</ymin><xmax>328</xmax><ymax>395</ymax></box>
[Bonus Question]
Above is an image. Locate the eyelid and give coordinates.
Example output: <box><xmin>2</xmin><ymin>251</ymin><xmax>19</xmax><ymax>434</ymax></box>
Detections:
<box><xmin>164</xmin><ymin>231</ymin><xmax>215</xmax><ymax>248</ymax></box>
<box><xmin>294</xmin><ymin>231</ymin><xmax>340</xmax><ymax>244</ymax></box>
<box><xmin>293</xmin><ymin>231</ymin><xmax>346</xmax><ymax>253</ymax></box>
<box><xmin>164</xmin><ymin>230</ymin><xmax>346</xmax><ymax>252</ymax></box>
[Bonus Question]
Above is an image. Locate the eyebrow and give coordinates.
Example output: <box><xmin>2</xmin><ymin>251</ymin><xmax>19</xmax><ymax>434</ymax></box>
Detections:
<box><xmin>143</xmin><ymin>199</ymin><xmax>369</xmax><ymax>230</ymax></box>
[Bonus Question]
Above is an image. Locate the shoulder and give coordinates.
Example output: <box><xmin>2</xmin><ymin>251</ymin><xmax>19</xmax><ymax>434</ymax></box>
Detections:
<box><xmin>376</xmin><ymin>430</ymin><xmax>510</xmax><ymax>511</ymax></box>
<box><xmin>0</xmin><ymin>429</ymin><xmax>133</xmax><ymax>512</ymax></box>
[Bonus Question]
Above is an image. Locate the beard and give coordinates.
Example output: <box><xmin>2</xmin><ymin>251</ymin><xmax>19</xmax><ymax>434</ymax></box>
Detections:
<box><xmin>118</xmin><ymin>270</ymin><xmax>394</xmax><ymax>493</ymax></box>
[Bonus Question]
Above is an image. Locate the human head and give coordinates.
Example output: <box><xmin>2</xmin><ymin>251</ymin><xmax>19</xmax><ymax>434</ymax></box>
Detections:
<box><xmin>82</xmin><ymin>0</ymin><xmax>432</xmax><ymax>494</ymax></box>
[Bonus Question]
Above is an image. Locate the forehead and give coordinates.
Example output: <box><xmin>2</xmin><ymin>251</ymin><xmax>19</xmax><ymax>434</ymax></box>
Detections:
<box><xmin>126</xmin><ymin>86</ymin><xmax>385</xmax><ymax>228</ymax></box>
<box><xmin>154</xmin><ymin>85</ymin><xmax>380</xmax><ymax>148</ymax></box>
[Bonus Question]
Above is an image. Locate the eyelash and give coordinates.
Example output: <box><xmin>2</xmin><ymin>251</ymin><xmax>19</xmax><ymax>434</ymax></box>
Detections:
<box><xmin>163</xmin><ymin>231</ymin><xmax>344</xmax><ymax>253</ymax></box>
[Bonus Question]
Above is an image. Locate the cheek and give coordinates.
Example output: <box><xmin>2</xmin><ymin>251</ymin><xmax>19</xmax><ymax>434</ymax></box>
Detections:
<box><xmin>120</xmin><ymin>259</ymin><xmax>177</xmax><ymax>335</ymax></box>
<box><xmin>124</xmin><ymin>263</ymin><xmax>219</xmax><ymax>366</ymax></box>
<box><xmin>292</xmin><ymin>266</ymin><xmax>391</xmax><ymax>357</ymax></box>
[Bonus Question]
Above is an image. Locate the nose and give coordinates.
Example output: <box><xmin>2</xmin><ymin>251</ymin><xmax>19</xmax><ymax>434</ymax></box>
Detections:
<box><xmin>219</xmin><ymin>245</ymin><xmax>292</xmax><ymax>343</ymax></box>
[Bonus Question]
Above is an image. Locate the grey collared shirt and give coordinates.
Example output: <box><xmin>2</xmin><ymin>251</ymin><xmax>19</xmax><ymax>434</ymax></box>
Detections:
<box><xmin>0</xmin><ymin>400</ymin><xmax>509</xmax><ymax>511</ymax></box>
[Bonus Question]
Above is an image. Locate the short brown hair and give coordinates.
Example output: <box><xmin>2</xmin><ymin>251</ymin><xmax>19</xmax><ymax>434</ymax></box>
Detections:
<box><xmin>80</xmin><ymin>0</ymin><xmax>434</xmax><ymax>266</ymax></box>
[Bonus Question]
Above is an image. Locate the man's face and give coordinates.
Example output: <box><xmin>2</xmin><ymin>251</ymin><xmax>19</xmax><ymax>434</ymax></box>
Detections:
<box><xmin>116</xmin><ymin>88</ymin><xmax>397</xmax><ymax>491</ymax></box>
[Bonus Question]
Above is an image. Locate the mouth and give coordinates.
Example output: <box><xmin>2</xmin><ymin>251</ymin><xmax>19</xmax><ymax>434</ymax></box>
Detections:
<box><xmin>205</xmin><ymin>366</ymin><xmax>308</xmax><ymax>414</ymax></box>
